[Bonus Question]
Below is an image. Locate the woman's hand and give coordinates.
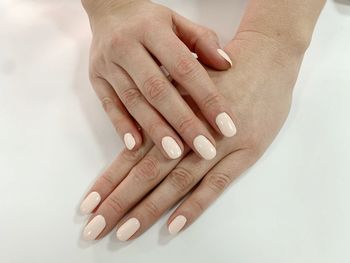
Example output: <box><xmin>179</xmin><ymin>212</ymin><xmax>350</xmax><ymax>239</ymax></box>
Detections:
<box><xmin>79</xmin><ymin>30</ymin><xmax>306</xmax><ymax>240</ymax></box>
<box><xmin>82</xmin><ymin>0</ymin><xmax>236</xmax><ymax>160</ymax></box>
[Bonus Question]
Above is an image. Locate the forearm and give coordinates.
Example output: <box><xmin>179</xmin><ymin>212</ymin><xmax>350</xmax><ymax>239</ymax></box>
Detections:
<box><xmin>235</xmin><ymin>0</ymin><xmax>326</xmax><ymax>52</ymax></box>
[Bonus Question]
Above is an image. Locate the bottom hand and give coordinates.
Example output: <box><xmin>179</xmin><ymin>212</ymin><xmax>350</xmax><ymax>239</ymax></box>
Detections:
<box><xmin>79</xmin><ymin>31</ymin><xmax>305</xmax><ymax>240</ymax></box>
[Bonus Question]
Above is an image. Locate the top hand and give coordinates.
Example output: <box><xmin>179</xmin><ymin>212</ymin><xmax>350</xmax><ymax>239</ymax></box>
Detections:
<box><xmin>82</xmin><ymin>0</ymin><xmax>236</xmax><ymax>160</ymax></box>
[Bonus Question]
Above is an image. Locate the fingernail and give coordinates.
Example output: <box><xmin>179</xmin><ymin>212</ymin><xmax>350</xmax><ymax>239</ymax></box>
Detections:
<box><xmin>80</xmin><ymin>191</ymin><xmax>101</xmax><ymax>215</ymax></box>
<box><xmin>192</xmin><ymin>53</ymin><xmax>198</xmax><ymax>59</ymax></box>
<box><xmin>116</xmin><ymin>218</ymin><xmax>140</xmax><ymax>241</ymax></box>
<box><xmin>217</xmin><ymin>49</ymin><xmax>233</xmax><ymax>67</ymax></box>
<box><xmin>124</xmin><ymin>133</ymin><xmax>136</xmax><ymax>150</ymax></box>
<box><xmin>168</xmin><ymin>215</ymin><xmax>187</xmax><ymax>235</ymax></box>
<box><xmin>193</xmin><ymin>135</ymin><xmax>216</xmax><ymax>160</ymax></box>
<box><xmin>83</xmin><ymin>215</ymin><xmax>106</xmax><ymax>240</ymax></box>
<box><xmin>162</xmin><ymin>136</ymin><xmax>182</xmax><ymax>159</ymax></box>
<box><xmin>216</xmin><ymin>112</ymin><xmax>237</xmax><ymax>137</ymax></box>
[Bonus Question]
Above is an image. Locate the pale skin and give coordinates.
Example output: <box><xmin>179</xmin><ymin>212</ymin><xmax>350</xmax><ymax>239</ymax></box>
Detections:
<box><xmin>83</xmin><ymin>0</ymin><xmax>236</xmax><ymax>161</ymax></box>
<box><xmin>80</xmin><ymin>0</ymin><xmax>326</xmax><ymax>241</ymax></box>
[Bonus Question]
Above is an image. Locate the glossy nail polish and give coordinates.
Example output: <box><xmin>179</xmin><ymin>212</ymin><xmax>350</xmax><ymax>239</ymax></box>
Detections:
<box><xmin>124</xmin><ymin>133</ymin><xmax>136</xmax><ymax>150</ymax></box>
<box><xmin>168</xmin><ymin>215</ymin><xmax>187</xmax><ymax>235</ymax></box>
<box><xmin>193</xmin><ymin>135</ymin><xmax>216</xmax><ymax>160</ymax></box>
<box><xmin>162</xmin><ymin>136</ymin><xmax>182</xmax><ymax>159</ymax></box>
<box><xmin>116</xmin><ymin>218</ymin><xmax>140</xmax><ymax>241</ymax></box>
<box><xmin>80</xmin><ymin>191</ymin><xmax>101</xmax><ymax>215</ymax></box>
<box><xmin>83</xmin><ymin>215</ymin><xmax>106</xmax><ymax>240</ymax></box>
<box><xmin>217</xmin><ymin>49</ymin><xmax>233</xmax><ymax>66</ymax></box>
<box><xmin>216</xmin><ymin>112</ymin><xmax>237</xmax><ymax>137</ymax></box>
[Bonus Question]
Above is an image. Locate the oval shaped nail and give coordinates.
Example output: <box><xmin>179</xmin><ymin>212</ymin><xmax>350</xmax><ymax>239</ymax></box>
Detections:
<box><xmin>216</xmin><ymin>112</ymin><xmax>237</xmax><ymax>137</ymax></box>
<box><xmin>162</xmin><ymin>136</ymin><xmax>182</xmax><ymax>159</ymax></box>
<box><xmin>193</xmin><ymin>135</ymin><xmax>216</xmax><ymax>160</ymax></box>
<box><xmin>80</xmin><ymin>191</ymin><xmax>101</xmax><ymax>215</ymax></box>
<box><xmin>168</xmin><ymin>215</ymin><xmax>187</xmax><ymax>235</ymax></box>
<box><xmin>83</xmin><ymin>215</ymin><xmax>106</xmax><ymax>241</ymax></box>
<box><xmin>124</xmin><ymin>133</ymin><xmax>136</xmax><ymax>150</ymax></box>
<box><xmin>116</xmin><ymin>218</ymin><xmax>140</xmax><ymax>242</ymax></box>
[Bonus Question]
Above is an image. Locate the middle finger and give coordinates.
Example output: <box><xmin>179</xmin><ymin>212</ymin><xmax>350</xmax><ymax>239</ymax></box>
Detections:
<box><xmin>115</xmin><ymin>44</ymin><xmax>217</xmax><ymax>160</ymax></box>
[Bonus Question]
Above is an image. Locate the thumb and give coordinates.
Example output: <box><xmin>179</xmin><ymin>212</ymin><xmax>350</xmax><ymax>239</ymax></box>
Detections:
<box><xmin>172</xmin><ymin>12</ymin><xmax>233</xmax><ymax>70</ymax></box>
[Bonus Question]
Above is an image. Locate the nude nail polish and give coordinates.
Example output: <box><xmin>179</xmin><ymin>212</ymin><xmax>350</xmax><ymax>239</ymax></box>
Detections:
<box><xmin>116</xmin><ymin>218</ymin><xmax>140</xmax><ymax>241</ymax></box>
<box><xmin>80</xmin><ymin>191</ymin><xmax>101</xmax><ymax>215</ymax></box>
<box><xmin>124</xmin><ymin>133</ymin><xmax>136</xmax><ymax>150</ymax></box>
<box><xmin>162</xmin><ymin>136</ymin><xmax>182</xmax><ymax>159</ymax></box>
<box><xmin>83</xmin><ymin>215</ymin><xmax>106</xmax><ymax>241</ymax></box>
<box><xmin>217</xmin><ymin>49</ymin><xmax>233</xmax><ymax>66</ymax></box>
<box><xmin>193</xmin><ymin>135</ymin><xmax>216</xmax><ymax>160</ymax></box>
<box><xmin>216</xmin><ymin>112</ymin><xmax>237</xmax><ymax>137</ymax></box>
<box><xmin>168</xmin><ymin>215</ymin><xmax>187</xmax><ymax>235</ymax></box>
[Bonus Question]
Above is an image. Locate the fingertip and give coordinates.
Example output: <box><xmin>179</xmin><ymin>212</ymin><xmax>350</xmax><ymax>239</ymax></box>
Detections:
<box><xmin>195</xmin><ymin>48</ymin><xmax>231</xmax><ymax>71</ymax></box>
<box><xmin>123</xmin><ymin>128</ymin><xmax>143</xmax><ymax>151</ymax></box>
<box><xmin>194</xmin><ymin>35</ymin><xmax>232</xmax><ymax>70</ymax></box>
<box><xmin>124</xmin><ymin>132</ymin><xmax>136</xmax><ymax>150</ymax></box>
<box><xmin>168</xmin><ymin>215</ymin><xmax>187</xmax><ymax>235</ymax></box>
<box><xmin>217</xmin><ymin>48</ymin><xmax>233</xmax><ymax>67</ymax></box>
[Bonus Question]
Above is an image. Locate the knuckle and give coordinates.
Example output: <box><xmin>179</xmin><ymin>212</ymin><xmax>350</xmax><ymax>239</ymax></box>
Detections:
<box><xmin>203</xmin><ymin>28</ymin><xmax>218</xmax><ymax>40</ymax></box>
<box><xmin>108</xmin><ymin>33</ymin><xmax>125</xmax><ymax>49</ymax></box>
<box><xmin>121</xmin><ymin>148</ymin><xmax>143</xmax><ymax>162</ymax></box>
<box><xmin>243</xmin><ymin>131</ymin><xmax>264</xmax><ymax>155</ymax></box>
<box><xmin>174</xmin><ymin>56</ymin><xmax>199</xmax><ymax>78</ymax></box>
<box><xmin>132</xmin><ymin>156</ymin><xmax>160</xmax><ymax>182</ymax></box>
<box><xmin>143</xmin><ymin>76</ymin><xmax>169</xmax><ymax>103</ymax></box>
<box><xmin>146</xmin><ymin>121</ymin><xmax>163</xmax><ymax>138</ymax></box>
<box><xmin>101</xmin><ymin>96</ymin><xmax>116</xmax><ymax>113</ymax></box>
<box><xmin>202</xmin><ymin>92</ymin><xmax>222</xmax><ymax>110</ymax></box>
<box><xmin>89</xmin><ymin>53</ymin><xmax>105</xmax><ymax>74</ymax></box>
<box><xmin>99</xmin><ymin>171</ymin><xmax>115</xmax><ymax>188</ymax></box>
<box><xmin>191</xmin><ymin>198</ymin><xmax>205</xmax><ymax>213</ymax></box>
<box><xmin>175</xmin><ymin>115</ymin><xmax>196</xmax><ymax>135</ymax></box>
<box><xmin>206</xmin><ymin>172</ymin><xmax>231</xmax><ymax>193</ymax></box>
<box><xmin>120</xmin><ymin>87</ymin><xmax>142</xmax><ymax>108</ymax></box>
<box><xmin>168</xmin><ymin>167</ymin><xmax>194</xmax><ymax>193</ymax></box>
<box><xmin>143</xmin><ymin>200</ymin><xmax>159</xmax><ymax>218</ymax></box>
<box><xmin>105</xmin><ymin>195</ymin><xmax>124</xmax><ymax>215</ymax></box>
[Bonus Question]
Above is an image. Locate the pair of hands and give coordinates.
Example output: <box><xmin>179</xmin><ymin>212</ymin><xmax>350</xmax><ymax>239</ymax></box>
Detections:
<box><xmin>79</xmin><ymin>0</ymin><xmax>305</xmax><ymax>241</ymax></box>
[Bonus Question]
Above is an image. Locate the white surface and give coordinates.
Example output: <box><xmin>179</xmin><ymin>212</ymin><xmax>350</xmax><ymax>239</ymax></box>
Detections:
<box><xmin>0</xmin><ymin>1</ymin><xmax>349</xmax><ymax>262</ymax></box>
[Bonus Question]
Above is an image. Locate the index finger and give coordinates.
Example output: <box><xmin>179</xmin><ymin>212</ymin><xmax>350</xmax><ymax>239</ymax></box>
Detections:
<box><xmin>143</xmin><ymin>30</ymin><xmax>237</xmax><ymax>138</ymax></box>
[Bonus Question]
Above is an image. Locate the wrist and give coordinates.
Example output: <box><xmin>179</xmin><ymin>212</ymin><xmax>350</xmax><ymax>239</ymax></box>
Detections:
<box><xmin>81</xmin><ymin>0</ymin><xmax>147</xmax><ymax>22</ymax></box>
<box><xmin>233</xmin><ymin>0</ymin><xmax>325</xmax><ymax>57</ymax></box>
<box><xmin>226</xmin><ymin>31</ymin><xmax>305</xmax><ymax>94</ymax></box>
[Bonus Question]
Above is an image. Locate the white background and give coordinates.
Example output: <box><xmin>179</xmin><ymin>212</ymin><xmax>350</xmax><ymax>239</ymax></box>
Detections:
<box><xmin>0</xmin><ymin>0</ymin><xmax>349</xmax><ymax>262</ymax></box>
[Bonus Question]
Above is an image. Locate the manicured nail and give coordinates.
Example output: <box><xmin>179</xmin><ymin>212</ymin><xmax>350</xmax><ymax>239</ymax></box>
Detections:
<box><xmin>162</xmin><ymin>136</ymin><xmax>182</xmax><ymax>159</ymax></box>
<box><xmin>193</xmin><ymin>135</ymin><xmax>216</xmax><ymax>160</ymax></box>
<box><xmin>124</xmin><ymin>133</ymin><xmax>136</xmax><ymax>150</ymax></box>
<box><xmin>83</xmin><ymin>215</ymin><xmax>106</xmax><ymax>240</ymax></box>
<box><xmin>80</xmin><ymin>191</ymin><xmax>101</xmax><ymax>215</ymax></box>
<box><xmin>168</xmin><ymin>215</ymin><xmax>187</xmax><ymax>235</ymax></box>
<box><xmin>116</xmin><ymin>218</ymin><xmax>140</xmax><ymax>241</ymax></box>
<box><xmin>217</xmin><ymin>49</ymin><xmax>232</xmax><ymax>67</ymax></box>
<box><xmin>216</xmin><ymin>112</ymin><xmax>237</xmax><ymax>137</ymax></box>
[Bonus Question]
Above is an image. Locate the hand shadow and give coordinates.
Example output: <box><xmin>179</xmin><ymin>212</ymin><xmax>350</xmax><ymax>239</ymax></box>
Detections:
<box><xmin>333</xmin><ymin>0</ymin><xmax>350</xmax><ymax>15</ymax></box>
